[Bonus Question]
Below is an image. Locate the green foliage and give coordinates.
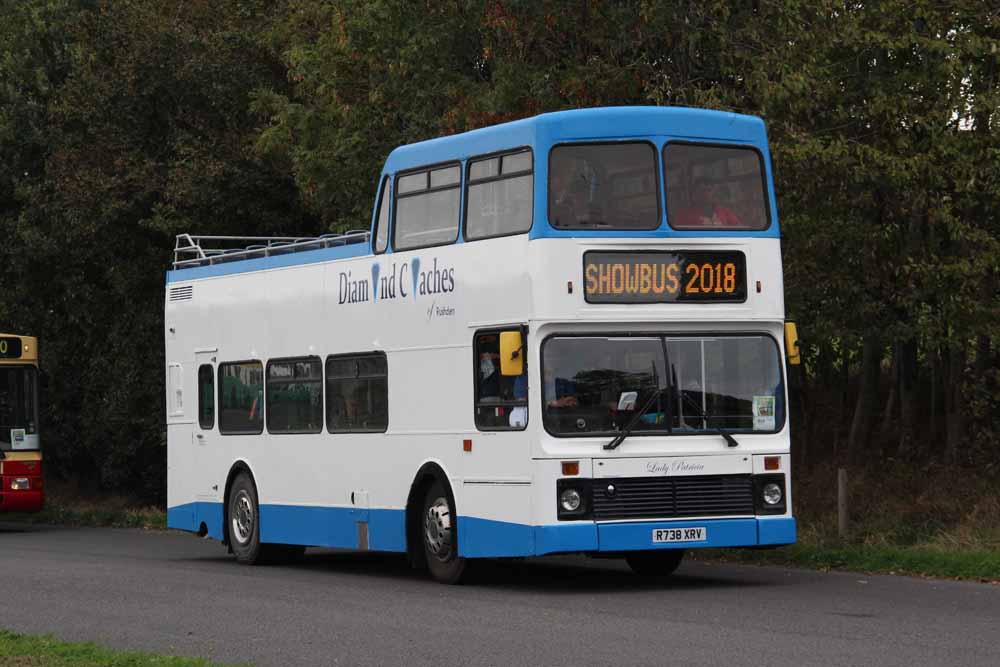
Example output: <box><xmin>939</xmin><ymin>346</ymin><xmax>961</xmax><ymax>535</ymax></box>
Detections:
<box><xmin>0</xmin><ymin>0</ymin><xmax>312</xmax><ymax>500</ymax></box>
<box><xmin>0</xmin><ymin>628</ymin><xmax>223</xmax><ymax>666</ymax></box>
<box><xmin>705</xmin><ymin>460</ymin><xmax>1000</xmax><ymax>580</ymax></box>
<box><xmin>0</xmin><ymin>0</ymin><xmax>997</xmax><ymax>498</ymax></box>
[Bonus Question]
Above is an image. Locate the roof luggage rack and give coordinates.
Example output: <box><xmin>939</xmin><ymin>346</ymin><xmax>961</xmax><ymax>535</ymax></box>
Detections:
<box><xmin>172</xmin><ymin>231</ymin><xmax>370</xmax><ymax>270</ymax></box>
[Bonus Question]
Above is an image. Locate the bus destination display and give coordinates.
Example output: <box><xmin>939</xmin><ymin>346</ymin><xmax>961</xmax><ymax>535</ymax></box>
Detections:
<box><xmin>0</xmin><ymin>336</ymin><xmax>23</xmax><ymax>358</ymax></box>
<box><xmin>583</xmin><ymin>250</ymin><xmax>747</xmax><ymax>303</ymax></box>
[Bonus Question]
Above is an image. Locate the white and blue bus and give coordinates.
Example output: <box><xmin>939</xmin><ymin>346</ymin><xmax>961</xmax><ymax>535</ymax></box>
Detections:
<box><xmin>165</xmin><ymin>106</ymin><xmax>797</xmax><ymax>583</ymax></box>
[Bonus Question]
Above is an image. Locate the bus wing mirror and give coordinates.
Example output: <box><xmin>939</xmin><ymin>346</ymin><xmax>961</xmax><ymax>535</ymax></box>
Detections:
<box><xmin>499</xmin><ymin>331</ymin><xmax>524</xmax><ymax>376</ymax></box>
<box><xmin>784</xmin><ymin>321</ymin><xmax>801</xmax><ymax>366</ymax></box>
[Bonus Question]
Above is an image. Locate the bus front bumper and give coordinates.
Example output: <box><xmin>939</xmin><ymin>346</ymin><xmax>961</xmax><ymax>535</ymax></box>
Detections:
<box><xmin>460</xmin><ymin>516</ymin><xmax>796</xmax><ymax>557</ymax></box>
<box><xmin>592</xmin><ymin>516</ymin><xmax>796</xmax><ymax>553</ymax></box>
<box><xmin>0</xmin><ymin>488</ymin><xmax>43</xmax><ymax>513</ymax></box>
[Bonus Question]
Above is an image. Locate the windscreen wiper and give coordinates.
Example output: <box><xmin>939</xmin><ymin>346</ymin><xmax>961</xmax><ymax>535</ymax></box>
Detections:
<box><xmin>676</xmin><ymin>391</ymin><xmax>740</xmax><ymax>448</ymax></box>
<box><xmin>603</xmin><ymin>387</ymin><xmax>669</xmax><ymax>451</ymax></box>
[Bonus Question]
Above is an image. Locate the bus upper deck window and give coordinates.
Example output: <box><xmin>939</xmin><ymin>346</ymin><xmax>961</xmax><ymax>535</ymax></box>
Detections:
<box><xmin>394</xmin><ymin>165</ymin><xmax>461</xmax><ymax>251</ymax></box>
<box><xmin>664</xmin><ymin>143</ymin><xmax>770</xmax><ymax>231</ymax></box>
<box><xmin>374</xmin><ymin>177</ymin><xmax>390</xmax><ymax>254</ymax></box>
<box><xmin>466</xmin><ymin>149</ymin><xmax>533</xmax><ymax>241</ymax></box>
<box><xmin>548</xmin><ymin>142</ymin><xmax>659</xmax><ymax>231</ymax></box>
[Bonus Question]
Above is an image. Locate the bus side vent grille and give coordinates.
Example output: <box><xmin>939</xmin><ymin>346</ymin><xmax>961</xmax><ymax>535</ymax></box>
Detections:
<box><xmin>591</xmin><ymin>474</ymin><xmax>754</xmax><ymax>521</ymax></box>
<box><xmin>169</xmin><ymin>285</ymin><xmax>194</xmax><ymax>302</ymax></box>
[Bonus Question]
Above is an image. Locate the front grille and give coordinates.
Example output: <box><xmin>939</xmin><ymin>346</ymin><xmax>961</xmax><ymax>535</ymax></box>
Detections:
<box><xmin>591</xmin><ymin>474</ymin><xmax>754</xmax><ymax>521</ymax></box>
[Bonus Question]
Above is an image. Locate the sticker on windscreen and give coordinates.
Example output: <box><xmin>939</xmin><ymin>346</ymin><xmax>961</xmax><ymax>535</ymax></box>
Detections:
<box><xmin>753</xmin><ymin>396</ymin><xmax>776</xmax><ymax>431</ymax></box>
<box><xmin>10</xmin><ymin>429</ymin><xmax>27</xmax><ymax>450</ymax></box>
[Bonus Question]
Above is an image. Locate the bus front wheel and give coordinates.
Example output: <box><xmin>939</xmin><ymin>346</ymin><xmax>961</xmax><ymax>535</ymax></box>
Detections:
<box><xmin>422</xmin><ymin>481</ymin><xmax>468</xmax><ymax>584</ymax></box>
<box><xmin>625</xmin><ymin>549</ymin><xmax>685</xmax><ymax>578</ymax></box>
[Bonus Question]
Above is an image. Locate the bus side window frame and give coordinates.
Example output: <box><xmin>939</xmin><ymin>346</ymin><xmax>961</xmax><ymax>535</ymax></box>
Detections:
<box><xmin>373</xmin><ymin>175</ymin><xmax>391</xmax><ymax>254</ymax></box>
<box><xmin>463</xmin><ymin>147</ymin><xmax>534</xmax><ymax>242</ymax></box>
<box><xmin>473</xmin><ymin>328</ymin><xmax>528</xmax><ymax>432</ymax></box>
<box><xmin>265</xmin><ymin>356</ymin><xmax>324</xmax><ymax>435</ymax></box>
<box><xmin>217</xmin><ymin>360</ymin><xmax>265</xmax><ymax>436</ymax></box>
<box><xmin>325</xmin><ymin>351</ymin><xmax>389</xmax><ymax>434</ymax></box>
<box><xmin>392</xmin><ymin>162</ymin><xmax>462</xmax><ymax>252</ymax></box>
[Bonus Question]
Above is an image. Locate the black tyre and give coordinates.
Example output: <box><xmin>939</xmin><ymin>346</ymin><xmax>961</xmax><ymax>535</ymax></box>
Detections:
<box><xmin>625</xmin><ymin>549</ymin><xmax>685</xmax><ymax>578</ymax></box>
<box><xmin>227</xmin><ymin>472</ymin><xmax>297</xmax><ymax>565</ymax></box>
<box><xmin>421</xmin><ymin>481</ymin><xmax>468</xmax><ymax>584</ymax></box>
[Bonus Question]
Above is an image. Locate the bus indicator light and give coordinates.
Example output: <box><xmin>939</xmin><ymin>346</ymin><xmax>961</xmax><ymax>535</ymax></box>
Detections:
<box><xmin>561</xmin><ymin>461</ymin><xmax>579</xmax><ymax>476</ymax></box>
<box><xmin>463</xmin><ymin>439</ymin><xmax>472</xmax><ymax>452</ymax></box>
<box><xmin>764</xmin><ymin>456</ymin><xmax>780</xmax><ymax>471</ymax></box>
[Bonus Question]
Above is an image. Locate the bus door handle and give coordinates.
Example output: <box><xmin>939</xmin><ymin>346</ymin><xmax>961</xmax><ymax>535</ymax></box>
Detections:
<box><xmin>195</xmin><ymin>434</ymin><xmax>205</xmax><ymax>443</ymax></box>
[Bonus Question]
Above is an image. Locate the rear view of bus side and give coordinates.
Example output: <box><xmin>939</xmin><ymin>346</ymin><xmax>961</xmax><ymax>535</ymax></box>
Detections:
<box><xmin>165</xmin><ymin>106</ymin><xmax>796</xmax><ymax>583</ymax></box>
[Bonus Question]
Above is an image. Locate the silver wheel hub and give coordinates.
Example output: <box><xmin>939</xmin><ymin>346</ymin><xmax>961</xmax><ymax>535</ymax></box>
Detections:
<box><xmin>231</xmin><ymin>491</ymin><xmax>254</xmax><ymax>545</ymax></box>
<box><xmin>424</xmin><ymin>496</ymin><xmax>453</xmax><ymax>560</ymax></box>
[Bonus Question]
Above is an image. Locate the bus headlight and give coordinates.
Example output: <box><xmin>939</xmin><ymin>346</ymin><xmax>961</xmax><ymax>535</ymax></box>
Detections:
<box><xmin>560</xmin><ymin>488</ymin><xmax>582</xmax><ymax>512</ymax></box>
<box><xmin>762</xmin><ymin>483</ymin><xmax>782</xmax><ymax>505</ymax></box>
<box><xmin>754</xmin><ymin>474</ymin><xmax>786</xmax><ymax>515</ymax></box>
<box><xmin>556</xmin><ymin>479</ymin><xmax>591</xmax><ymax>520</ymax></box>
<box><xmin>10</xmin><ymin>477</ymin><xmax>30</xmax><ymax>490</ymax></box>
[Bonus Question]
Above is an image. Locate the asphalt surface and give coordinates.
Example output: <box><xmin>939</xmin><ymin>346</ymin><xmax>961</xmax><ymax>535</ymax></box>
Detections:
<box><xmin>1</xmin><ymin>523</ymin><xmax>998</xmax><ymax>666</ymax></box>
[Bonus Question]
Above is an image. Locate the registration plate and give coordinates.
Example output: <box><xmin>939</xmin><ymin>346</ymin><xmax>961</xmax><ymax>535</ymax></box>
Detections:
<box><xmin>652</xmin><ymin>527</ymin><xmax>706</xmax><ymax>543</ymax></box>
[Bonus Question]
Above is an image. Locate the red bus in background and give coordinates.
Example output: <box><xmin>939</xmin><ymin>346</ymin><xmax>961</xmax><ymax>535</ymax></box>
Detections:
<box><xmin>0</xmin><ymin>334</ymin><xmax>43</xmax><ymax>512</ymax></box>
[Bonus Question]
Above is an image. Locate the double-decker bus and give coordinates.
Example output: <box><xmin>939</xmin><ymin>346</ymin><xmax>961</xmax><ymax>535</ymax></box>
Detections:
<box><xmin>165</xmin><ymin>107</ymin><xmax>797</xmax><ymax>583</ymax></box>
<box><xmin>0</xmin><ymin>333</ymin><xmax>43</xmax><ymax>513</ymax></box>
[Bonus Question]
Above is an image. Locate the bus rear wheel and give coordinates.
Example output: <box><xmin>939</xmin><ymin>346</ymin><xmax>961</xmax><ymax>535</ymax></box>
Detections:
<box><xmin>228</xmin><ymin>472</ymin><xmax>299</xmax><ymax>565</ymax></box>
<box><xmin>625</xmin><ymin>549</ymin><xmax>685</xmax><ymax>578</ymax></box>
<box><xmin>422</xmin><ymin>481</ymin><xmax>468</xmax><ymax>584</ymax></box>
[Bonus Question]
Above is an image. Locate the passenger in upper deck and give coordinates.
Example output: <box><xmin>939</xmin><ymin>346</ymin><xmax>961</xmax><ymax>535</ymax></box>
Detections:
<box><xmin>675</xmin><ymin>178</ymin><xmax>742</xmax><ymax>228</ymax></box>
<box><xmin>549</xmin><ymin>157</ymin><xmax>591</xmax><ymax>228</ymax></box>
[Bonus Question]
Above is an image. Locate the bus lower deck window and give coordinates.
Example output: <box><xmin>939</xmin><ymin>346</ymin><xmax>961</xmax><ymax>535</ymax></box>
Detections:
<box><xmin>218</xmin><ymin>361</ymin><xmax>264</xmax><ymax>435</ymax></box>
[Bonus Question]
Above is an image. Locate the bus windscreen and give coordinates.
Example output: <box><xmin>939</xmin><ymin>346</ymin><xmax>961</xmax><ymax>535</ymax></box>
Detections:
<box><xmin>0</xmin><ymin>366</ymin><xmax>38</xmax><ymax>448</ymax></box>
<box><xmin>542</xmin><ymin>335</ymin><xmax>784</xmax><ymax>436</ymax></box>
<box><xmin>664</xmin><ymin>143</ymin><xmax>770</xmax><ymax>230</ymax></box>
<box><xmin>548</xmin><ymin>143</ymin><xmax>660</xmax><ymax>230</ymax></box>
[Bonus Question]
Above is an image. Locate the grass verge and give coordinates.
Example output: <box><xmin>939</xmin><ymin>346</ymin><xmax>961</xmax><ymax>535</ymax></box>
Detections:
<box><xmin>3</xmin><ymin>483</ymin><xmax>165</xmax><ymax>530</ymax></box>
<box><xmin>698</xmin><ymin>544</ymin><xmax>1000</xmax><ymax>582</ymax></box>
<box><xmin>699</xmin><ymin>462</ymin><xmax>1000</xmax><ymax>581</ymax></box>
<box><xmin>0</xmin><ymin>628</ymin><xmax>220</xmax><ymax>666</ymax></box>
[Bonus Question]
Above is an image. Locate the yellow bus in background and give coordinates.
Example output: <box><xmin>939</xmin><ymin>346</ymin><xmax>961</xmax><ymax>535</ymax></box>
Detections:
<box><xmin>0</xmin><ymin>333</ymin><xmax>43</xmax><ymax>512</ymax></box>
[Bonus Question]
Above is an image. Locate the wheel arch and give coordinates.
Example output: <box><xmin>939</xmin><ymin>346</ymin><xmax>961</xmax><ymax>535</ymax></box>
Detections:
<box><xmin>405</xmin><ymin>460</ymin><xmax>457</xmax><ymax>567</ymax></box>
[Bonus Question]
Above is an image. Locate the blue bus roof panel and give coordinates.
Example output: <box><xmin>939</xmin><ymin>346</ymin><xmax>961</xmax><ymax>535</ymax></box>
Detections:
<box><xmin>382</xmin><ymin>106</ymin><xmax>768</xmax><ymax>173</ymax></box>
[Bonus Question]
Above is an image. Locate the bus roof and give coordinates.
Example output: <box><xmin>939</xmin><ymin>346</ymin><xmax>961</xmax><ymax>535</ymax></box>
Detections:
<box><xmin>382</xmin><ymin>106</ymin><xmax>768</xmax><ymax>174</ymax></box>
<box><xmin>167</xmin><ymin>106</ymin><xmax>776</xmax><ymax>283</ymax></box>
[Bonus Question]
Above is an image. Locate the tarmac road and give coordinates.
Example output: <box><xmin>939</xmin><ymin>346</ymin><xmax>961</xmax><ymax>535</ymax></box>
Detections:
<box><xmin>1</xmin><ymin>522</ymin><xmax>997</xmax><ymax>666</ymax></box>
